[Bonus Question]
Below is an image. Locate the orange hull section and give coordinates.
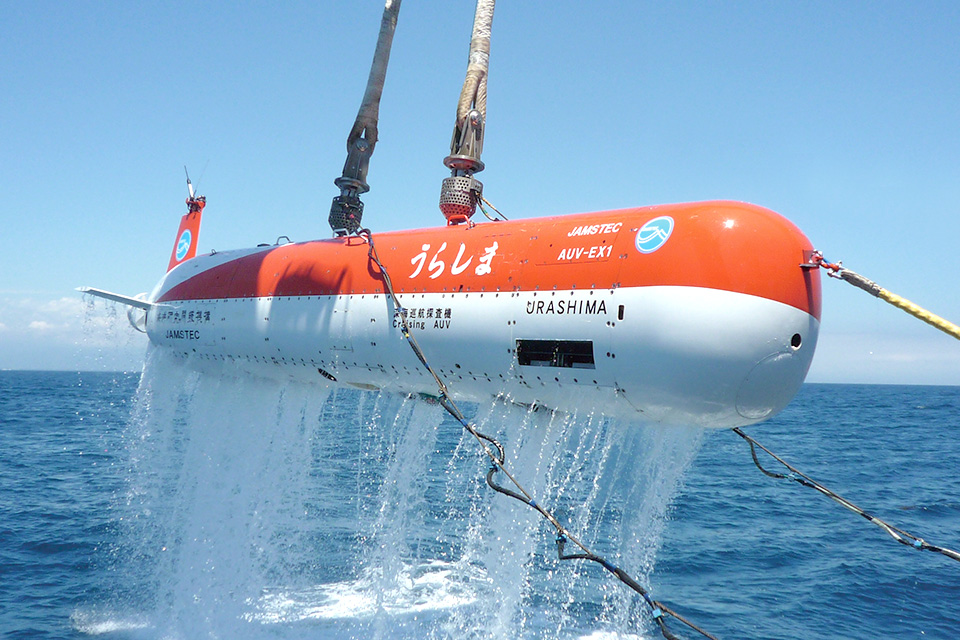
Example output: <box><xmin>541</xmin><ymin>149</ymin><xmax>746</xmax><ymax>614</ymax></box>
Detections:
<box><xmin>158</xmin><ymin>201</ymin><xmax>820</xmax><ymax>321</ymax></box>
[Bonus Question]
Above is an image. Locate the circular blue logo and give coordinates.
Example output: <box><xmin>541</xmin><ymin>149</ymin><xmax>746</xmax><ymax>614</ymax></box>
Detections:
<box><xmin>175</xmin><ymin>229</ymin><xmax>192</xmax><ymax>261</ymax></box>
<box><xmin>635</xmin><ymin>216</ymin><xmax>674</xmax><ymax>254</ymax></box>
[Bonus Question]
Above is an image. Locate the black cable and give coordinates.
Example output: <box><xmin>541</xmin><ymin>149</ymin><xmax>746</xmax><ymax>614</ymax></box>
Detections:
<box><xmin>733</xmin><ymin>427</ymin><xmax>960</xmax><ymax>562</ymax></box>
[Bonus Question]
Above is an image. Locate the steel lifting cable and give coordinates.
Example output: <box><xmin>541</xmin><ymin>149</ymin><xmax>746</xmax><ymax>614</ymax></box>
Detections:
<box><xmin>359</xmin><ymin>229</ymin><xmax>717</xmax><ymax>640</ymax></box>
<box><xmin>732</xmin><ymin>427</ymin><xmax>960</xmax><ymax>563</ymax></box>
<box><xmin>439</xmin><ymin>0</ymin><xmax>496</xmax><ymax>226</ymax></box>
<box><xmin>456</xmin><ymin>0</ymin><xmax>494</xmax><ymax>129</ymax></box>
<box><xmin>809</xmin><ymin>251</ymin><xmax>960</xmax><ymax>342</ymax></box>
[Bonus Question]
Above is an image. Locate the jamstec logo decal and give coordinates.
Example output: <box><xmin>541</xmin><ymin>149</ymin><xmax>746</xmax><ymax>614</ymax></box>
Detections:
<box><xmin>635</xmin><ymin>216</ymin><xmax>674</xmax><ymax>254</ymax></box>
<box><xmin>166</xmin><ymin>329</ymin><xmax>200</xmax><ymax>340</ymax></box>
<box><xmin>175</xmin><ymin>229</ymin><xmax>192</xmax><ymax>261</ymax></box>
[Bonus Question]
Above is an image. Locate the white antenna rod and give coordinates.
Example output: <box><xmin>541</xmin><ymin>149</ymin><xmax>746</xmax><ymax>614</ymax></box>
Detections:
<box><xmin>184</xmin><ymin>166</ymin><xmax>196</xmax><ymax>199</ymax></box>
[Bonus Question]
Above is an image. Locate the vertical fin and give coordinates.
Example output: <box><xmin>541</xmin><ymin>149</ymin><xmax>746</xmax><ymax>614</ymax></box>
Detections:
<box><xmin>167</xmin><ymin>183</ymin><xmax>205</xmax><ymax>272</ymax></box>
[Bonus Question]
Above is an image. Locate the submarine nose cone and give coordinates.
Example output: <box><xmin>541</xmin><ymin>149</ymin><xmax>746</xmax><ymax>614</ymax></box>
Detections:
<box><xmin>736</xmin><ymin>331</ymin><xmax>815</xmax><ymax>421</ymax></box>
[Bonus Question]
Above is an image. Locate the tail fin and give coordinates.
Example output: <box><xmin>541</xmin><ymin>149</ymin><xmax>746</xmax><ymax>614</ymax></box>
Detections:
<box><xmin>167</xmin><ymin>191</ymin><xmax>205</xmax><ymax>272</ymax></box>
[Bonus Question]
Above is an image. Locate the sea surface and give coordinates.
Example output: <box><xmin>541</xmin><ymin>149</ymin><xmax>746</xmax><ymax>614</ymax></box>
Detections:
<box><xmin>2</xmin><ymin>358</ymin><xmax>959</xmax><ymax>640</ymax></box>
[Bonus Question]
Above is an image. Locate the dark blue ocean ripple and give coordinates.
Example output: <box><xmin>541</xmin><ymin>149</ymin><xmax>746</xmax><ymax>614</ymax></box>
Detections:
<box><xmin>1</xmin><ymin>371</ymin><xmax>136</xmax><ymax>640</ymax></box>
<box><xmin>655</xmin><ymin>384</ymin><xmax>960</xmax><ymax>640</ymax></box>
<box><xmin>2</xmin><ymin>374</ymin><xmax>959</xmax><ymax>639</ymax></box>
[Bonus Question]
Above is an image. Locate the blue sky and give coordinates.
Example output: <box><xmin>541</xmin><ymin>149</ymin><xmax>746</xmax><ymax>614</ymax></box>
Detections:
<box><xmin>2</xmin><ymin>1</ymin><xmax>958</xmax><ymax>384</ymax></box>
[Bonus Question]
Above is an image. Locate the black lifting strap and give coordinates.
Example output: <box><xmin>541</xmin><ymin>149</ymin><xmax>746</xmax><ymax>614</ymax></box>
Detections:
<box><xmin>329</xmin><ymin>1</ymin><xmax>402</xmax><ymax>236</ymax></box>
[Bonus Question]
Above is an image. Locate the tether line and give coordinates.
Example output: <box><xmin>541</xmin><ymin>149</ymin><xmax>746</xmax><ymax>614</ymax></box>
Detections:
<box><xmin>733</xmin><ymin>427</ymin><xmax>960</xmax><ymax>562</ymax></box>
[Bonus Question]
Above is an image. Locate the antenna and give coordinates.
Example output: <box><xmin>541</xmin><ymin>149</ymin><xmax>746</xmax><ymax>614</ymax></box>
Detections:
<box><xmin>184</xmin><ymin>166</ymin><xmax>196</xmax><ymax>200</ymax></box>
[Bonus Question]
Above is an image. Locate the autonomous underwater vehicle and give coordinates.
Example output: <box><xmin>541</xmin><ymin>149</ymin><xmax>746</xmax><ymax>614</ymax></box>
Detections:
<box><xmin>83</xmin><ymin>191</ymin><xmax>821</xmax><ymax>429</ymax></box>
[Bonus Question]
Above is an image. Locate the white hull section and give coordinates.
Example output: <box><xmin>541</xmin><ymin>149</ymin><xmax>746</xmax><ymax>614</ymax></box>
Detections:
<box><xmin>147</xmin><ymin>285</ymin><xmax>817</xmax><ymax>428</ymax></box>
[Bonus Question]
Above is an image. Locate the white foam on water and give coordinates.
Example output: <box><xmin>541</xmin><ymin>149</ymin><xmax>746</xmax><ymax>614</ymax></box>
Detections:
<box><xmin>70</xmin><ymin>609</ymin><xmax>151</xmax><ymax>635</ymax></box>
<box><xmin>246</xmin><ymin>560</ymin><xmax>480</xmax><ymax>624</ymax></box>
<box><xmin>96</xmin><ymin>348</ymin><xmax>702</xmax><ymax>640</ymax></box>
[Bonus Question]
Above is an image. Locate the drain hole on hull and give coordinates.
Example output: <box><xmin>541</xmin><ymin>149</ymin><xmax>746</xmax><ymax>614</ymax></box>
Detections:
<box><xmin>791</xmin><ymin>333</ymin><xmax>802</xmax><ymax>349</ymax></box>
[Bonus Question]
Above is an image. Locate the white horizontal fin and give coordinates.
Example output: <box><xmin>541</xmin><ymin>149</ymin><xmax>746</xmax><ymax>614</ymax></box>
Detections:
<box><xmin>77</xmin><ymin>287</ymin><xmax>153</xmax><ymax>310</ymax></box>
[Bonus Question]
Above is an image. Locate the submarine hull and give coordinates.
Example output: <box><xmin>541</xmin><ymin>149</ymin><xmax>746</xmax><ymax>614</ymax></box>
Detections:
<box><xmin>147</xmin><ymin>201</ymin><xmax>821</xmax><ymax>427</ymax></box>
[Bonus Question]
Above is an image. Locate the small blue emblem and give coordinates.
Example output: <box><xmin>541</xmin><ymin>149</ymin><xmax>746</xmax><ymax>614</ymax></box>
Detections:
<box><xmin>175</xmin><ymin>229</ymin><xmax>192</xmax><ymax>262</ymax></box>
<box><xmin>635</xmin><ymin>216</ymin><xmax>674</xmax><ymax>254</ymax></box>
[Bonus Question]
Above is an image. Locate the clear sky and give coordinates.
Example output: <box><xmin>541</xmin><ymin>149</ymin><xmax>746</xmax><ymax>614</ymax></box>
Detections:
<box><xmin>2</xmin><ymin>1</ymin><xmax>958</xmax><ymax>384</ymax></box>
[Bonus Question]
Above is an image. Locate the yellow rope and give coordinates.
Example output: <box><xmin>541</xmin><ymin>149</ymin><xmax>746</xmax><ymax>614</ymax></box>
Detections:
<box><xmin>877</xmin><ymin>289</ymin><xmax>960</xmax><ymax>341</ymax></box>
<box><xmin>821</xmin><ymin>260</ymin><xmax>960</xmax><ymax>342</ymax></box>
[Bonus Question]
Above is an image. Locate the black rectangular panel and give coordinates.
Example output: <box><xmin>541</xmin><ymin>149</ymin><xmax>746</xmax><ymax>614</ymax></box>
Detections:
<box><xmin>516</xmin><ymin>339</ymin><xmax>595</xmax><ymax>369</ymax></box>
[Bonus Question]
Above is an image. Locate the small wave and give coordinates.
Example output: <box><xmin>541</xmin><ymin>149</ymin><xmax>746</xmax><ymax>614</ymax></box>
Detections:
<box><xmin>245</xmin><ymin>560</ymin><xmax>481</xmax><ymax>624</ymax></box>
<box><xmin>895</xmin><ymin>502</ymin><xmax>960</xmax><ymax>513</ymax></box>
<box><xmin>70</xmin><ymin>610</ymin><xmax>151</xmax><ymax>635</ymax></box>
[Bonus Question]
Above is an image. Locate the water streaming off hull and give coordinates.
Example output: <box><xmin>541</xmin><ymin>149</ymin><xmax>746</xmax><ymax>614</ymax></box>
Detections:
<box><xmin>99</xmin><ymin>350</ymin><xmax>703</xmax><ymax>639</ymax></box>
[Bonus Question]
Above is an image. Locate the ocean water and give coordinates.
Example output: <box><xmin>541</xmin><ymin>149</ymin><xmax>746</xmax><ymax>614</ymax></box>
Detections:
<box><xmin>1</xmin><ymin>358</ymin><xmax>958</xmax><ymax>640</ymax></box>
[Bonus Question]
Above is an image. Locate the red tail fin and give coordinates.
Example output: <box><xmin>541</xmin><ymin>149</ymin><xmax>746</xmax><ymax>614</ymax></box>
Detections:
<box><xmin>167</xmin><ymin>196</ymin><xmax>205</xmax><ymax>272</ymax></box>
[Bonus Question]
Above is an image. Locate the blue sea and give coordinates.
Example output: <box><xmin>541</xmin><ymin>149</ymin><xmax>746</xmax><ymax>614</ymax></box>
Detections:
<box><xmin>2</xmin><ymin>354</ymin><xmax>959</xmax><ymax>640</ymax></box>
